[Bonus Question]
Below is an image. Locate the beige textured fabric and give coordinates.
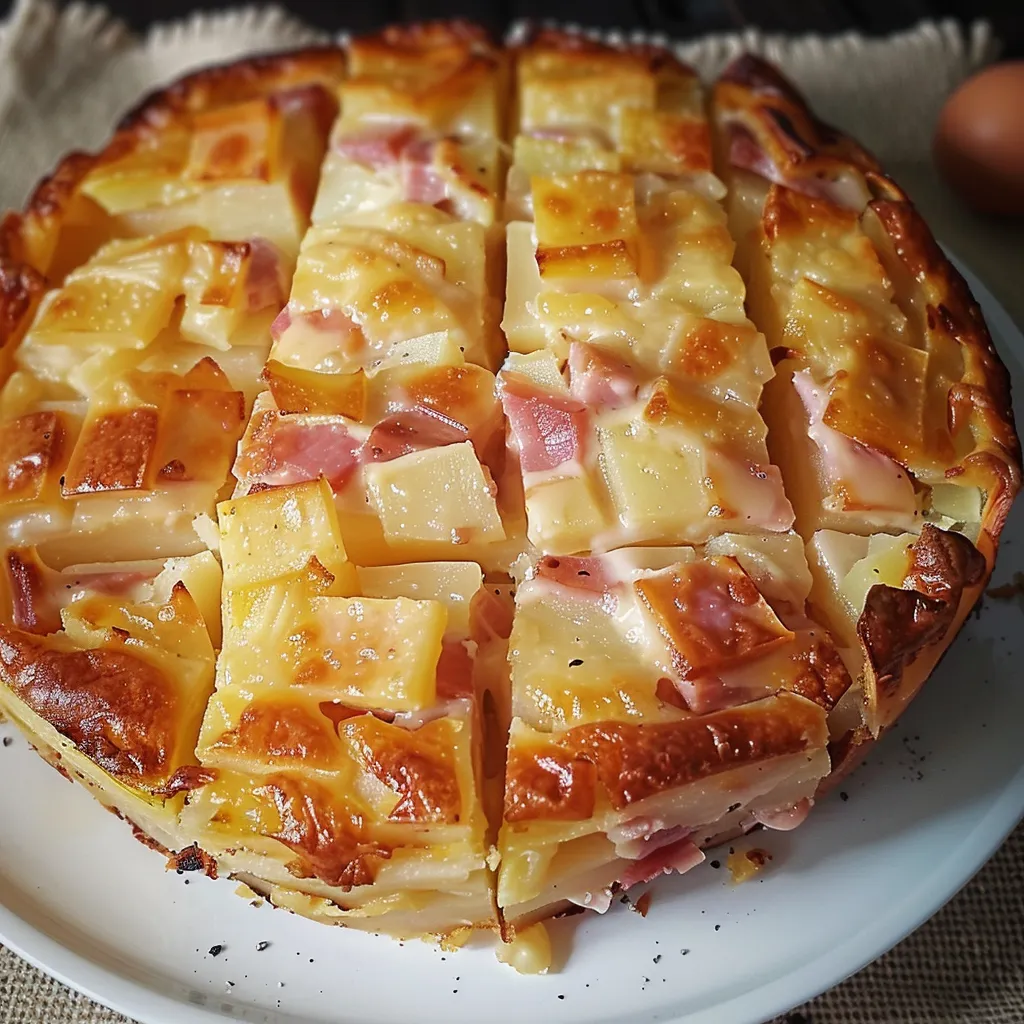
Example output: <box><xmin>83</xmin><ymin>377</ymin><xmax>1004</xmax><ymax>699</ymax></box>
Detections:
<box><xmin>0</xmin><ymin>2</ymin><xmax>1022</xmax><ymax>1022</ymax></box>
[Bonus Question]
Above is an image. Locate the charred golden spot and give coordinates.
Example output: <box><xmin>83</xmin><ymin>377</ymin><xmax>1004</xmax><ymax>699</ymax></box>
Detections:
<box><xmin>504</xmin><ymin>749</ymin><xmax>596</xmax><ymax>823</ymax></box>
<box><xmin>156</xmin><ymin>764</ymin><xmax>219</xmax><ymax>798</ymax></box>
<box><xmin>256</xmin><ymin>773</ymin><xmax>390</xmax><ymax>890</ymax></box>
<box><xmin>673</xmin><ymin>320</ymin><xmax>738</xmax><ymax>380</ymax></box>
<box><xmin>207</xmin><ymin>133</ymin><xmax>255</xmax><ymax>175</ymax></box>
<box><xmin>0</xmin><ymin>411</ymin><xmax>65</xmax><ymax>503</ymax></box>
<box><xmin>168</xmin><ymin>842</ymin><xmax>219</xmax><ymax>878</ymax></box>
<box><xmin>63</xmin><ymin>408</ymin><xmax>158</xmax><ymax>495</ymax></box>
<box><xmin>371</xmin><ymin>278</ymin><xmax>431</xmax><ymax>316</ymax></box>
<box><xmin>213</xmin><ymin>700</ymin><xmax>339</xmax><ymax>766</ymax></box>
<box><xmin>346</xmin><ymin>716</ymin><xmax>461</xmax><ymax>824</ymax></box>
<box><xmin>0</xmin><ymin>625</ymin><xmax>181</xmax><ymax>789</ymax></box>
<box><xmin>198</xmin><ymin>241</ymin><xmax>249</xmax><ymax>306</ymax></box>
<box><xmin>589</xmin><ymin>207</ymin><xmax>620</xmax><ymax>233</ymax></box>
<box><xmin>789</xmin><ymin>637</ymin><xmax>853</xmax><ymax>710</ymax></box>
<box><xmin>0</xmin><ymin>261</ymin><xmax>46</xmax><ymax>350</ymax></box>
<box><xmin>543</xmin><ymin>194</ymin><xmax>572</xmax><ymax>218</ymax></box>
<box><xmin>634</xmin><ymin>557</ymin><xmax>794</xmax><ymax>680</ymax></box>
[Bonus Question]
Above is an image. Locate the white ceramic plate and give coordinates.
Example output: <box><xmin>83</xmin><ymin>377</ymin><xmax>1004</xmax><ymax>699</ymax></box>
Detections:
<box><xmin>1</xmin><ymin>259</ymin><xmax>1022</xmax><ymax>1024</ymax></box>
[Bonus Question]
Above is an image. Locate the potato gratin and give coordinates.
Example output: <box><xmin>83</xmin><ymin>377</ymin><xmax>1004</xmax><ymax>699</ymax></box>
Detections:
<box><xmin>0</xmin><ymin>24</ymin><xmax>1018</xmax><ymax>971</ymax></box>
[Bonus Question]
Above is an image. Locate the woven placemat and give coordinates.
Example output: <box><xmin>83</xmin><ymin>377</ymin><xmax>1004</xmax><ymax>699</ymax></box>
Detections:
<box><xmin>0</xmin><ymin>3</ymin><xmax>1022</xmax><ymax>1022</ymax></box>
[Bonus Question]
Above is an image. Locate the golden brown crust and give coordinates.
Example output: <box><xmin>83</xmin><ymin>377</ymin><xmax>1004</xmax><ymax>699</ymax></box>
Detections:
<box><xmin>255</xmin><ymin>774</ymin><xmax>391</xmax><ymax>890</ymax></box>
<box><xmin>117</xmin><ymin>47</ymin><xmax>346</xmax><ymax>133</ymax></box>
<box><xmin>857</xmin><ymin>524</ymin><xmax>986</xmax><ymax>733</ymax></box>
<box><xmin>0</xmin><ymin>625</ymin><xmax>180</xmax><ymax>789</ymax></box>
<box><xmin>714</xmin><ymin>55</ymin><xmax>880</xmax><ymax>204</ymax></box>
<box><xmin>515</xmin><ymin>25</ymin><xmax>696</xmax><ymax>80</ymax></box>
<box><xmin>866</xmin><ymin>194</ymin><xmax>1021</xmax><ymax>546</ymax></box>
<box><xmin>504</xmin><ymin>694</ymin><xmax>826</xmax><ymax>822</ymax></box>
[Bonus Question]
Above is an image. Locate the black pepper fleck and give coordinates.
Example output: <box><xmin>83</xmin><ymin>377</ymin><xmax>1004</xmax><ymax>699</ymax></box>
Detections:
<box><xmin>2</xmin><ymin>737</ymin><xmax>12</xmax><ymax>748</ymax></box>
<box><xmin>714</xmin><ymin>925</ymin><xmax>721</xmax><ymax>932</ymax></box>
<box><xmin>710</xmin><ymin>860</ymin><xmax>721</xmax><ymax>869</ymax></box>
<box><xmin>257</xmin><ymin>941</ymin><xmax>270</xmax><ymax>951</ymax></box>
<box><xmin>839</xmin><ymin>791</ymin><xmax>849</xmax><ymax>802</ymax></box>
<box><xmin>569</xmin><ymin>658</ymin><xmax>584</xmax><ymax>667</ymax></box>
<box><xmin>653</xmin><ymin>954</ymin><xmax>662</xmax><ymax>964</ymax></box>
<box><xmin>208</xmin><ymin>945</ymin><xmax>224</xmax><ymax>957</ymax></box>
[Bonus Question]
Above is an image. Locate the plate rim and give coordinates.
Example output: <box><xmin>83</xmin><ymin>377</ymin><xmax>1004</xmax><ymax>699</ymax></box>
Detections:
<box><xmin>1</xmin><ymin>256</ymin><xmax>1022</xmax><ymax>1024</ymax></box>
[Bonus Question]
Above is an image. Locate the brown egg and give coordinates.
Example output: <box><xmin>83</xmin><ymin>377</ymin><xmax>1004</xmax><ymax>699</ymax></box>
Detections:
<box><xmin>934</xmin><ymin>62</ymin><xmax>1024</xmax><ymax>217</ymax></box>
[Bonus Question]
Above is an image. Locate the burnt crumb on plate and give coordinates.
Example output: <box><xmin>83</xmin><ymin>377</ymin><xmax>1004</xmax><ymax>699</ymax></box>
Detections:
<box><xmin>986</xmin><ymin>571</ymin><xmax>1024</xmax><ymax>600</ymax></box>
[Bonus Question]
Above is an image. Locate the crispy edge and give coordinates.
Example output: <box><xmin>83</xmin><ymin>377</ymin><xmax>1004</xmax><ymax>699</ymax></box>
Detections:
<box><xmin>514</xmin><ymin>24</ymin><xmax>698</xmax><ymax>80</ymax></box>
<box><xmin>712</xmin><ymin>53</ymin><xmax>881</xmax><ymax>197</ymax></box>
<box><xmin>117</xmin><ymin>46</ymin><xmax>347</xmax><ymax>131</ymax></box>
<box><xmin>856</xmin><ymin>523</ymin><xmax>986</xmax><ymax>736</ymax></box>
<box><xmin>867</xmin><ymin>189</ymin><xmax>1022</xmax><ymax>552</ymax></box>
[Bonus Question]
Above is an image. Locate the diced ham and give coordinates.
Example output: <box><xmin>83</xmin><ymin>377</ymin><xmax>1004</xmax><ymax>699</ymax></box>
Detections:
<box><xmin>532</xmin><ymin>554</ymin><xmax>617</xmax><ymax>602</ymax></box>
<box><xmin>361</xmin><ymin>409</ymin><xmax>468</xmax><ymax>463</ymax></box>
<box><xmin>435</xmin><ymin>639</ymin><xmax>475</xmax><ymax>701</ymax></box>
<box><xmin>568</xmin><ymin>342</ymin><xmax>638</xmax><ymax>411</ymax></box>
<box><xmin>792</xmin><ymin>370</ymin><xmax>917</xmax><ymax>518</ymax></box>
<box><xmin>245</xmin><ymin>238</ymin><xmax>288</xmax><ymax>312</ymax></box>
<box><xmin>5</xmin><ymin>549</ymin><xmax>156</xmax><ymax>636</ymax></box>
<box><xmin>400</xmin><ymin>138</ymin><xmax>449</xmax><ymax>206</ymax></box>
<box><xmin>470</xmin><ymin>586</ymin><xmax>514</xmax><ymax>643</ymax></box>
<box><xmin>725</xmin><ymin>121</ymin><xmax>869</xmax><ymax>209</ymax></box>
<box><xmin>497</xmin><ymin>371</ymin><xmax>590</xmax><ymax>475</ymax></box>
<box><xmin>335</xmin><ymin>124</ymin><xmax>419</xmax><ymax>170</ymax></box>
<box><xmin>272</xmin><ymin>307</ymin><xmax>365</xmax><ymax>352</ymax></box>
<box><xmin>271</xmin><ymin>307</ymin><xmax>368</xmax><ymax>374</ymax></box>
<box><xmin>752</xmin><ymin>797</ymin><xmax>813</xmax><ymax>831</ymax></box>
<box><xmin>234</xmin><ymin>417</ymin><xmax>361</xmax><ymax>491</ymax></box>
<box><xmin>270</xmin><ymin>305</ymin><xmax>292</xmax><ymax>341</ymax></box>
<box><xmin>617</xmin><ymin>838</ymin><xmax>705</xmax><ymax>890</ymax></box>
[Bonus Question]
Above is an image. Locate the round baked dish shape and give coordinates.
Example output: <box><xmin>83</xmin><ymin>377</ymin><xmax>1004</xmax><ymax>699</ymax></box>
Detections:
<box><xmin>0</xmin><ymin>21</ymin><xmax>1018</xmax><ymax>974</ymax></box>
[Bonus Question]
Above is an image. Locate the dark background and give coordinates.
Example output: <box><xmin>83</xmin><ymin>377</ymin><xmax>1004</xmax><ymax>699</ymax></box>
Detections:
<box><xmin>1</xmin><ymin>0</ymin><xmax>1022</xmax><ymax>55</ymax></box>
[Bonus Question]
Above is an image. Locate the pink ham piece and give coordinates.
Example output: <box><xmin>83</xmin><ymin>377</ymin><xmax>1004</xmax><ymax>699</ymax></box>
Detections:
<box><xmin>245</xmin><ymin>238</ymin><xmax>288</xmax><ymax>312</ymax></box>
<box><xmin>791</xmin><ymin>369</ymin><xmax>917</xmax><ymax>519</ymax></box>
<box><xmin>724</xmin><ymin>121</ymin><xmax>870</xmax><ymax>210</ymax></box>
<box><xmin>568</xmin><ymin>342</ymin><xmax>638</xmax><ymax>411</ymax></box>
<box><xmin>234</xmin><ymin>417</ymin><xmax>361</xmax><ymax>492</ymax></box>
<box><xmin>532</xmin><ymin>554</ymin><xmax>615</xmax><ymax>597</ymax></box>
<box><xmin>5</xmin><ymin>550</ymin><xmax>158</xmax><ymax>636</ymax></box>
<box><xmin>335</xmin><ymin>124</ymin><xmax>419</xmax><ymax>170</ymax></box>
<box><xmin>362</xmin><ymin>409</ymin><xmax>468</xmax><ymax>463</ymax></box>
<box><xmin>752</xmin><ymin>797</ymin><xmax>813</xmax><ymax>831</ymax></box>
<box><xmin>400</xmin><ymin>138</ymin><xmax>448</xmax><ymax>206</ymax></box>
<box><xmin>497</xmin><ymin>372</ymin><xmax>590</xmax><ymax>475</ymax></box>
<box><xmin>617</xmin><ymin>838</ymin><xmax>706</xmax><ymax>890</ymax></box>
